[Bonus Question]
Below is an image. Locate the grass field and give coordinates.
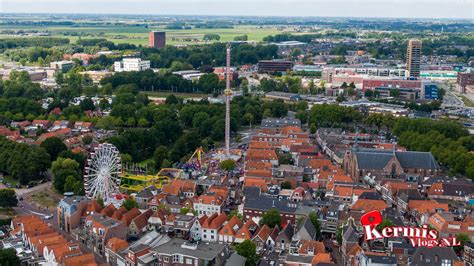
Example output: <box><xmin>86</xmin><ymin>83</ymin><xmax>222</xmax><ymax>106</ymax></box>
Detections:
<box><xmin>30</xmin><ymin>190</ymin><xmax>60</xmax><ymax>209</ymax></box>
<box><xmin>2</xmin><ymin>175</ymin><xmax>18</xmax><ymax>186</ymax></box>
<box><xmin>0</xmin><ymin>24</ymin><xmax>301</xmax><ymax>46</ymax></box>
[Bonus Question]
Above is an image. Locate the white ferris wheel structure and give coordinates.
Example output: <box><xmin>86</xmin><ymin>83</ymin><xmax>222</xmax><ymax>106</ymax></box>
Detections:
<box><xmin>84</xmin><ymin>143</ymin><xmax>122</xmax><ymax>202</ymax></box>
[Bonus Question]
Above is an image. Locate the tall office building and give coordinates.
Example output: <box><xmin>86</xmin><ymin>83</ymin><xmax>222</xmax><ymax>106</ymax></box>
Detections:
<box><xmin>406</xmin><ymin>39</ymin><xmax>422</xmax><ymax>78</ymax></box>
<box><xmin>149</xmin><ymin>31</ymin><xmax>166</xmax><ymax>48</ymax></box>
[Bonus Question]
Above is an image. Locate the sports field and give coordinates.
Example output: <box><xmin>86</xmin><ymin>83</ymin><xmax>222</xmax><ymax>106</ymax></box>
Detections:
<box><xmin>0</xmin><ymin>24</ymin><xmax>303</xmax><ymax>45</ymax></box>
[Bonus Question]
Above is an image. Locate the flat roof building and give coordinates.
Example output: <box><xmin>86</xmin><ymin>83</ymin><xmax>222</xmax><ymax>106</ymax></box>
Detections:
<box><xmin>406</xmin><ymin>39</ymin><xmax>422</xmax><ymax>78</ymax></box>
<box><xmin>258</xmin><ymin>60</ymin><xmax>294</xmax><ymax>73</ymax></box>
<box><xmin>149</xmin><ymin>31</ymin><xmax>166</xmax><ymax>49</ymax></box>
<box><xmin>114</xmin><ymin>58</ymin><xmax>150</xmax><ymax>72</ymax></box>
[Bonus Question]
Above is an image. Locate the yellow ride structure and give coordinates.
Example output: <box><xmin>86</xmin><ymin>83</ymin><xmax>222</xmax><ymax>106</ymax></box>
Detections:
<box><xmin>120</xmin><ymin>168</ymin><xmax>183</xmax><ymax>192</ymax></box>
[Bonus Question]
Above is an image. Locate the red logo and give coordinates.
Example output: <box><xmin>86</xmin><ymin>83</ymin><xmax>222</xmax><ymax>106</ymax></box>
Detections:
<box><xmin>360</xmin><ymin>210</ymin><xmax>460</xmax><ymax>248</ymax></box>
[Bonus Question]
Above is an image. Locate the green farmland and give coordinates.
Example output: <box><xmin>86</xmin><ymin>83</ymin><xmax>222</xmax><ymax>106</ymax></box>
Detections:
<box><xmin>0</xmin><ymin>24</ymin><xmax>303</xmax><ymax>45</ymax></box>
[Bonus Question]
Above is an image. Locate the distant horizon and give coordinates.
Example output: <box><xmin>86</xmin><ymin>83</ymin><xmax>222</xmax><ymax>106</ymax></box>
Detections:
<box><xmin>2</xmin><ymin>0</ymin><xmax>473</xmax><ymax>20</ymax></box>
<box><xmin>2</xmin><ymin>12</ymin><xmax>473</xmax><ymax>21</ymax></box>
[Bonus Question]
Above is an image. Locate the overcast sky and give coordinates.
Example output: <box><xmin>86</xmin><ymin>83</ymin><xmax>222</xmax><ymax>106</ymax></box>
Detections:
<box><xmin>2</xmin><ymin>0</ymin><xmax>473</xmax><ymax>19</ymax></box>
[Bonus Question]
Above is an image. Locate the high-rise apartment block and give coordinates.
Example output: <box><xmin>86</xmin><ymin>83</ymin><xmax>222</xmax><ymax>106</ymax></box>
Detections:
<box><xmin>149</xmin><ymin>31</ymin><xmax>166</xmax><ymax>48</ymax></box>
<box><xmin>406</xmin><ymin>39</ymin><xmax>422</xmax><ymax>78</ymax></box>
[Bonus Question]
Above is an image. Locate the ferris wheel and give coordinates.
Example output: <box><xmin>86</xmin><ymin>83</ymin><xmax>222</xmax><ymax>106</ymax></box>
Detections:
<box><xmin>84</xmin><ymin>143</ymin><xmax>122</xmax><ymax>201</ymax></box>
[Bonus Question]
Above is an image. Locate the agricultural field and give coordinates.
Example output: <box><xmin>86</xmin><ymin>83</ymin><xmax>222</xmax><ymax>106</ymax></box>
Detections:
<box><xmin>0</xmin><ymin>24</ymin><xmax>303</xmax><ymax>45</ymax></box>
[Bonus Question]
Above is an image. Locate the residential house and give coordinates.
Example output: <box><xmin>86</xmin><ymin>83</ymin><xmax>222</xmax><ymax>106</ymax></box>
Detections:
<box><xmin>275</xmin><ymin>223</ymin><xmax>295</xmax><ymax>251</ymax></box>
<box><xmin>135</xmin><ymin>186</ymin><xmax>157</xmax><ymax>209</ymax></box>
<box><xmin>234</xmin><ymin>219</ymin><xmax>259</xmax><ymax>244</ymax></box>
<box><xmin>294</xmin><ymin>217</ymin><xmax>317</xmax><ymax>241</ymax></box>
<box><xmin>128</xmin><ymin>209</ymin><xmax>153</xmax><ymax>238</ymax></box>
<box><xmin>427</xmin><ymin>182</ymin><xmax>474</xmax><ymax>201</ymax></box>
<box><xmin>408</xmin><ymin>199</ymin><xmax>449</xmax><ymax>225</ymax></box>
<box><xmin>243</xmin><ymin>187</ymin><xmax>298</xmax><ymax>226</ymax></box>
<box><xmin>218</xmin><ymin>215</ymin><xmax>243</xmax><ymax>243</ymax></box>
<box><xmin>194</xmin><ymin>194</ymin><xmax>225</xmax><ymax>217</ymax></box>
<box><xmin>428</xmin><ymin>213</ymin><xmax>474</xmax><ymax>242</ymax></box>
<box><xmin>201</xmin><ymin>213</ymin><xmax>227</xmax><ymax>242</ymax></box>
<box><xmin>411</xmin><ymin>247</ymin><xmax>462</xmax><ymax>265</ymax></box>
<box><xmin>75</xmin><ymin>213</ymin><xmax>127</xmax><ymax>257</ymax></box>
<box><xmin>105</xmin><ymin>237</ymin><xmax>128</xmax><ymax>265</ymax></box>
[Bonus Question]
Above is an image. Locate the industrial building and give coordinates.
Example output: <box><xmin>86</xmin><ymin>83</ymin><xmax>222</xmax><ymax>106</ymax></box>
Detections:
<box><xmin>258</xmin><ymin>60</ymin><xmax>294</xmax><ymax>73</ymax></box>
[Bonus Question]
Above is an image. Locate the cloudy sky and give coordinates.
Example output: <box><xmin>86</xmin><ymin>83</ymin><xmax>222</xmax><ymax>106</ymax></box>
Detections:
<box><xmin>2</xmin><ymin>0</ymin><xmax>473</xmax><ymax>19</ymax></box>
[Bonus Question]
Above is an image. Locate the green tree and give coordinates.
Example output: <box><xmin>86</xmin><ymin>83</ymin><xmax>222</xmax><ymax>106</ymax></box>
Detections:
<box><xmin>236</xmin><ymin>240</ymin><xmax>258</xmax><ymax>266</ymax></box>
<box><xmin>364</xmin><ymin>90</ymin><xmax>374</xmax><ymax>98</ymax></box>
<box><xmin>336</xmin><ymin>226</ymin><xmax>343</xmax><ymax>245</ymax></box>
<box><xmin>96</xmin><ymin>195</ymin><xmax>104</xmax><ymax>208</ymax></box>
<box><xmin>376</xmin><ymin>219</ymin><xmax>395</xmax><ymax>231</ymax></box>
<box><xmin>220</xmin><ymin>159</ymin><xmax>236</xmax><ymax>171</ymax></box>
<box><xmin>79</xmin><ymin>97</ymin><xmax>95</xmax><ymax>112</ymax></box>
<box><xmin>40</xmin><ymin>137</ymin><xmax>67</xmax><ymax>161</ymax></box>
<box><xmin>260</xmin><ymin>208</ymin><xmax>281</xmax><ymax>229</ymax></box>
<box><xmin>82</xmin><ymin>135</ymin><xmax>93</xmax><ymax>145</ymax></box>
<box><xmin>0</xmin><ymin>189</ymin><xmax>18</xmax><ymax>209</ymax></box>
<box><xmin>310</xmin><ymin>123</ymin><xmax>317</xmax><ymax>134</ymax></box>
<box><xmin>165</xmin><ymin>94</ymin><xmax>180</xmax><ymax>105</ymax></box>
<box><xmin>153</xmin><ymin>146</ymin><xmax>169</xmax><ymax>170</ymax></box>
<box><xmin>122</xmin><ymin>197</ymin><xmax>139</xmax><ymax>210</ymax></box>
<box><xmin>281</xmin><ymin>181</ymin><xmax>292</xmax><ymax>189</ymax></box>
<box><xmin>228</xmin><ymin>210</ymin><xmax>243</xmax><ymax>220</ymax></box>
<box><xmin>295</xmin><ymin>110</ymin><xmax>308</xmax><ymax>124</ymax></box>
<box><xmin>455</xmin><ymin>233</ymin><xmax>470</xmax><ymax>252</ymax></box>
<box><xmin>51</xmin><ymin>157</ymin><xmax>81</xmax><ymax>193</ymax></box>
<box><xmin>0</xmin><ymin>248</ymin><xmax>21</xmax><ymax>266</ymax></box>
<box><xmin>309</xmin><ymin>213</ymin><xmax>322</xmax><ymax>239</ymax></box>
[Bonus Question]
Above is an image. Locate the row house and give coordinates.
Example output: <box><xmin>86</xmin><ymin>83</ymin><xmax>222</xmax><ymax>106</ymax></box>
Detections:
<box><xmin>407</xmin><ymin>199</ymin><xmax>449</xmax><ymax>226</ymax></box>
<box><xmin>327</xmin><ymin>185</ymin><xmax>373</xmax><ymax>204</ymax></box>
<box><xmin>396</xmin><ymin>188</ymin><xmax>422</xmax><ymax>214</ymax></box>
<box><xmin>134</xmin><ymin>186</ymin><xmax>158</xmax><ymax>209</ymax></box>
<box><xmin>161</xmin><ymin>179</ymin><xmax>197</xmax><ymax>197</ymax></box>
<box><xmin>253</xmin><ymin>224</ymin><xmax>280</xmax><ymax>251</ymax></box>
<box><xmin>380</xmin><ymin>180</ymin><xmax>416</xmax><ymax>205</ymax></box>
<box><xmin>201</xmin><ymin>213</ymin><xmax>227</xmax><ymax>242</ymax></box>
<box><xmin>162</xmin><ymin>214</ymin><xmax>197</xmax><ymax>238</ymax></box>
<box><xmin>105</xmin><ymin>237</ymin><xmax>129</xmax><ymax>266</ymax></box>
<box><xmin>11</xmin><ymin>215</ymin><xmax>97</xmax><ymax>266</ymax></box>
<box><xmin>193</xmin><ymin>194</ymin><xmax>225</xmax><ymax>217</ymax></box>
<box><xmin>128</xmin><ymin>209</ymin><xmax>153</xmax><ymax>238</ymax></box>
<box><xmin>243</xmin><ymin>187</ymin><xmax>298</xmax><ymax>226</ymax></box>
<box><xmin>427</xmin><ymin>182</ymin><xmax>474</xmax><ymax>201</ymax></box>
<box><xmin>429</xmin><ymin>213</ymin><xmax>474</xmax><ymax>242</ymax></box>
<box><xmin>73</xmin><ymin>121</ymin><xmax>93</xmax><ymax>133</ymax></box>
<box><xmin>148</xmin><ymin>193</ymin><xmax>193</xmax><ymax>213</ymax></box>
<box><xmin>245</xmin><ymin>148</ymin><xmax>279</xmax><ymax>165</ymax></box>
<box><xmin>218</xmin><ymin>215</ymin><xmax>244</xmax><ymax>243</ymax></box>
<box><xmin>74</xmin><ymin>213</ymin><xmax>127</xmax><ymax>257</ymax></box>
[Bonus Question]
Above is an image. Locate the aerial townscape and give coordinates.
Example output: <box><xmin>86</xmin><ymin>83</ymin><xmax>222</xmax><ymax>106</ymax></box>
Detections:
<box><xmin>0</xmin><ymin>1</ymin><xmax>474</xmax><ymax>266</ymax></box>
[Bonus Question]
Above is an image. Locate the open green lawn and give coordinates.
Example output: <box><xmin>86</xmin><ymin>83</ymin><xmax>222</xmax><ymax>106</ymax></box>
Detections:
<box><xmin>2</xmin><ymin>176</ymin><xmax>18</xmax><ymax>186</ymax></box>
<box><xmin>0</xmin><ymin>25</ymin><xmax>302</xmax><ymax>46</ymax></box>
